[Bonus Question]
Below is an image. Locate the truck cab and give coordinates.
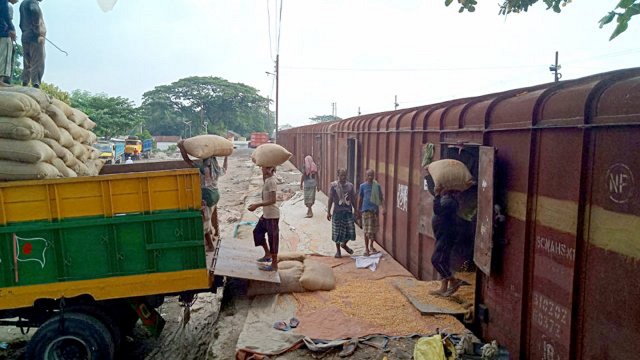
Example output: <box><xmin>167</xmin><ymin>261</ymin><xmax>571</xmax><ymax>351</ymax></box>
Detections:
<box><xmin>94</xmin><ymin>142</ymin><xmax>124</xmax><ymax>164</ymax></box>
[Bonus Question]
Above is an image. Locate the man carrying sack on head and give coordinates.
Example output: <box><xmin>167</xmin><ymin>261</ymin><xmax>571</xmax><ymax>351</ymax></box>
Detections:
<box><xmin>249</xmin><ymin>166</ymin><xmax>280</xmax><ymax>272</ymax></box>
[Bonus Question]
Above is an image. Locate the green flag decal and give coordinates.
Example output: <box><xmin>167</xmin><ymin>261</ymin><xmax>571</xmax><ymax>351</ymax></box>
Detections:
<box><xmin>13</xmin><ymin>234</ymin><xmax>50</xmax><ymax>268</ymax></box>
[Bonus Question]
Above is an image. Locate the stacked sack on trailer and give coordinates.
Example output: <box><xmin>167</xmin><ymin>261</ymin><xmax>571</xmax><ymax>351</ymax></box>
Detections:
<box><xmin>0</xmin><ymin>87</ymin><xmax>104</xmax><ymax>181</ymax></box>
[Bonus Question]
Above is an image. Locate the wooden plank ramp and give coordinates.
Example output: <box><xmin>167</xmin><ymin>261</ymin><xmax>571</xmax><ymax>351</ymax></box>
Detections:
<box><xmin>208</xmin><ymin>238</ymin><xmax>281</xmax><ymax>283</ymax></box>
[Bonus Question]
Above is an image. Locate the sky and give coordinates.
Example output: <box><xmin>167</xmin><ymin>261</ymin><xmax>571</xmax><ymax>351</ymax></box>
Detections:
<box><xmin>15</xmin><ymin>0</ymin><xmax>640</xmax><ymax>130</ymax></box>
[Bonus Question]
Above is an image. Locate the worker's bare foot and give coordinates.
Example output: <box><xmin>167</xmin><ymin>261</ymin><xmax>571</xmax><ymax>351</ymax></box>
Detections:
<box><xmin>429</xmin><ymin>289</ymin><xmax>447</xmax><ymax>296</ymax></box>
<box><xmin>334</xmin><ymin>250</ymin><xmax>342</xmax><ymax>258</ymax></box>
<box><xmin>443</xmin><ymin>279</ymin><xmax>463</xmax><ymax>297</ymax></box>
<box><xmin>363</xmin><ymin>250</ymin><xmax>370</xmax><ymax>257</ymax></box>
<box><xmin>341</xmin><ymin>244</ymin><xmax>354</xmax><ymax>255</ymax></box>
<box><xmin>370</xmin><ymin>246</ymin><xmax>379</xmax><ymax>254</ymax></box>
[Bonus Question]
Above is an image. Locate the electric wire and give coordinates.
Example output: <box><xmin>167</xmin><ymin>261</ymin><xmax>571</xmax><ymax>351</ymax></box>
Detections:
<box><xmin>266</xmin><ymin>0</ymin><xmax>274</xmax><ymax>61</ymax></box>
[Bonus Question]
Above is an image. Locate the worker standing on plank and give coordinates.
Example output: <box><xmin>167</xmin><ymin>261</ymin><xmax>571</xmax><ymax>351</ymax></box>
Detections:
<box><xmin>19</xmin><ymin>0</ymin><xmax>45</xmax><ymax>88</ymax></box>
<box><xmin>249</xmin><ymin>166</ymin><xmax>280</xmax><ymax>272</ymax></box>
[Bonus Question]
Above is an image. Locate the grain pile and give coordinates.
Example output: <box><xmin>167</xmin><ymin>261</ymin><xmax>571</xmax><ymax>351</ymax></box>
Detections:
<box><xmin>0</xmin><ymin>87</ymin><xmax>103</xmax><ymax>181</ymax></box>
<box><xmin>404</xmin><ymin>272</ymin><xmax>476</xmax><ymax>316</ymax></box>
<box><xmin>293</xmin><ymin>278</ymin><xmax>465</xmax><ymax>338</ymax></box>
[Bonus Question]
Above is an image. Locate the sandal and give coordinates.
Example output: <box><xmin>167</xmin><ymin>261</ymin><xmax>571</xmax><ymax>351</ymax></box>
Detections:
<box><xmin>341</xmin><ymin>245</ymin><xmax>354</xmax><ymax>255</ymax></box>
<box><xmin>256</xmin><ymin>256</ymin><xmax>272</xmax><ymax>263</ymax></box>
<box><xmin>258</xmin><ymin>264</ymin><xmax>277</xmax><ymax>272</ymax></box>
<box><xmin>273</xmin><ymin>320</ymin><xmax>290</xmax><ymax>331</ymax></box>
<box><xmin>289</xmin><ymin>317</ymin><xmax>300</xmax><ymax>328</ymax></box>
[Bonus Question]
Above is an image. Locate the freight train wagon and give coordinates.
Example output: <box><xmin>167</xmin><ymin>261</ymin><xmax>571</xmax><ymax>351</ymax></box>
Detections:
<box><xmin>278</xmin><ymin>67</ymin><xmax>640</xmax><ymax>360</ymax></box>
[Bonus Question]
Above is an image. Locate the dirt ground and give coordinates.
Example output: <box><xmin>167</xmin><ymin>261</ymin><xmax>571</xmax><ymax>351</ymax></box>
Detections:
<box><xmin>0</xmin><ymin>148</ymin><xmax>461</xmax><ymax>360</ymax></box>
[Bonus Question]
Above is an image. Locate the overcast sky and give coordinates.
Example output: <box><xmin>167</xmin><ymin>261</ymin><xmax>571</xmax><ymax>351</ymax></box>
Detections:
<box><xmin>17</xmin><ymin>0</ymin><xmax>640</xmax><ymax>129</ymax></box>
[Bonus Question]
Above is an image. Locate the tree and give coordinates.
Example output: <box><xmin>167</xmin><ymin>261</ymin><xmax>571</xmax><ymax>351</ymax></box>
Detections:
<box><xmin>310</xmin><ymin>115</ymin><xmax>342</xmax><ymax>123</ymax></box>
<box><xmin>70</xmin><ymin>90</ymin><xmax>144</xmax><ymax>140</ymax></box>
<box><xmin>11</xmin><ymin>44</ymin><xmax>22</xmax><ymax>85</ymax></box>
<box><xmin>446</xmin><ymin>0</ymin><xmax>638</xmax><ymax>40</ymax></box>
<box><xmin>141</xmin><ymin>76</ymin><xmax>274</xmax><ymax>137</ymax></box>
<box><xmin>40</xmin><ymin>83</ymin><xmax>72</xmax><ymax>104</ymax></box>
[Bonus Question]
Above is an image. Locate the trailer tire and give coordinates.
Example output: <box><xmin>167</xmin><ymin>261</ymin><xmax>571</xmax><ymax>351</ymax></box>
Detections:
<box><xmin>65</xmin><ymin>305</ymin><xmax>122</xmax><ymax>354</ymax></box>
<box><xmin>25</xmin><ymin>312</ymin><xmax>114</xmax><ymax>360</ymax></box>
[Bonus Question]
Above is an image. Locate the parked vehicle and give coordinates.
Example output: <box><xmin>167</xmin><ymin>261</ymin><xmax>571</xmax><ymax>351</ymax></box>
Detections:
<box><xmin>94</xmin><ymin>141</ymin><xmax>125</xmax><ymax>164</ymax></box>
<box><xmin>0</xmin><ymin>164</ymin><xmax>213</xmax><ymax>359</ymax></box>
<box><xmin>124</xmin><ymin>136</ymin><xmax>153</xmax><ymax>160</ymax></box>
<box><xmin>249</xmin><ymin>132</ymin><xmax>269</xmax><ymax>148</ymax></box>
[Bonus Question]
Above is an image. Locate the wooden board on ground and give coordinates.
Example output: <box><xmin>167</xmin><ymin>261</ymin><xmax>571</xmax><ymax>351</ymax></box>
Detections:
<box><xmin>392</xmin><ymin>278</ymin><xmax>467</xmax><ymax>315</ymax></box>
<box><xmin>209</xmin><ymin>238</ymin><xmax>281</xmax><ymax>283</ymax></box>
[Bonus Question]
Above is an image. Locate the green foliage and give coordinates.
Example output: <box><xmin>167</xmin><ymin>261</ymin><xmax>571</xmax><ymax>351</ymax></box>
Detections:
<box><xmin>166</xmin><ymin>144</ymin><xmax>178</xmax><ymax>153</ymax></box>
<box><xmin>445</xmin><ymin>0</ymin><xmax>638</xmax><ymax>40</ymax></box>
<box><xmin>141</xmin><ymin>76</ymin><xmax>274</xmax><ymax>138</ymax></box>
<box><xmin>70</xmin><ymin>90</ymin><xmax>144</xmax><ymax>139</ymax></box>
<box><xmin>40</xmin><ymin>83</ymin><xmax>72</xmax><ymax>104</ymax></box>
<box><xmin>310</xmin><ymin>115</ymin><xmax>342</xmax><ymax>123</ymax></box>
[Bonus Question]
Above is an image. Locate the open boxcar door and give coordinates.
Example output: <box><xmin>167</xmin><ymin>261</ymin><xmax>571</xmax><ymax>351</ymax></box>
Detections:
<box><xmin>474</xmin><ymin>146</ymin><xmax>496</xmax><ymax>276</ymax></box>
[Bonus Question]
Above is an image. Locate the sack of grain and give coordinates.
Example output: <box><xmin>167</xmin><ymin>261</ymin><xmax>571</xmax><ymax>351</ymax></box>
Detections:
<box><xmin>0</xmin><ymin>116</ymin><xmax>45</xmax><ymax>140</ymax></box>
<box><xmin>52</xmin><ymin>98</ymin><xmax>73</xmax><ymax>118</ymax></box>
<box><xmin>69</xmin><ymin>141</ymin><xmax>89</xmax><ymax>161</ymax></box>
<box><xmin>83</xmin><ymin>145</ymin><xmax>100</xmax><ymax>160</ymax></box>
<box><xmin>67</xmin><ymin>121</ymin><xmax>85</xmax><ymax>142</ymax></box>
<box><xmin>427</xmin><ymin>159</ymin><xmax>475</xmax><ymax>192</ymax></box>
<box><xmin>86</xmin><ymin>159</ymin><xmax>106</xmax><ymax>176</ymax></box>
<box><xmin>251</xmin><ymin>143</ymin><xmax>291</xmax><ymax>167</ymax></box>
<box><xmin>299</xmin><ymin>259</ymin><xmax>336</xmax><ymax>291</ymax></box>
<box><xmin>58</xmin><ymin>128</ymin><xmax>74</xmax><ymax>148</ymax></box>
<box><xmin>69</xmin><ymin>108</ymin><xmax>89</xmax><ymax>126</ymax></box>
<box><xmin>278</xmin><ymin>252</ymin><xmax>306</xmax><ymax>262</ymax></box>
<box><xmin>41</xmin><ymin>138</ymin><xmax>77</xmax><ymax>166</ymax></box>
<box><xmin>35</xmin><ymin>113</ymin><xmax>61</xmax><ymax>142</ymax></box>
<box><xmin>45</xmin><ymin>104</ymin><xmax>71</xmax><ymax>130</ymax></box>
<box><xmin>246</xmin><ymin>265</ymin><xmax>306</xmax><ymax>296</ymax></box>
<box><xmin>182</xmin><ymin>135</ymin><xmax>233</xmax><ymax>159</ymax></box>
<box><xmin>0</xmin><ymin>92</ymin><xmax>41</xmax><ymax>118</ymax></box>
<box><xmin>80</xmin><ymin>129</ymin><xmax>97</xmax><ymax>145</ymax></box>
<box><xmin>278</xmin><ymin>260</ymin><xmax>304</xmax><ymax>270</ymax></box>
<box><xmin>84</xmin><ymin>117</ymin><xmax>97</xmax><ymax>130</ymax></box>
<box><xmin>0</xmin><ymin>160</ymin><xmax>61</xmax><ymax>181</ymax></box>
<box><xmin>51</xmin><ymin>158</ymin><xmax>78</xmax><ymax>178</ymax></box>
<box><xmin>0</xmin><ymin>139</ymin><xmax>56</xmax><ymax>163</ymax></box>
<box><xmin>72</xmin><ymin>161</ymin><xmax>91</xmax><ymax>176</ymax></box>
<box><xmin>0</xmin><ymin>86</ymin><xmax>52</xmax><ymax>109</ymax></box>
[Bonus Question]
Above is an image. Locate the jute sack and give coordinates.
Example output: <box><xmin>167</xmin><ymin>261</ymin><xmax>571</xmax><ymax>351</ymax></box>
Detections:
<box><xmin>0</xmin><ymin>160</ymin><xmax>61</xmax><ymax>181</ymax></box>
<box><xmin>72</xmin><ymin>161</ymin><xmax>91</xmax><ymax>176</ymax></box>
<box><xmin>427</xmin><ymin>159</ymin><xmax>475</xmax><ymax>192</ymax></box>
<box><xmin>45</xmin><ymin>104</ymin><xmax>70</xmax><ymax>130</ymax></box>
<box><xmin>299</xmin><ymin>259</ymin><xmax>336</xmax><ymax>291</ymax></box>
<box><xmin>182</xmin><ymin>135</ymin><xmax>233</xmax><ymax>159</ymax></box>
<box><xmin>83</xmin><ymin>145</ymin><xmax>100</xmax><ymax>160</ymax></box>
<box><xmin>84</xmin><ymin>117</ymin><xmax>96</xmax><ymax>130</ymax></box>
<box><xmin>278</xmin><ymin>260</ymin><xmax>304</xmax><ymax>270</ymax></box>
<box><xmin>41</xmin><ymin>138</ymin><xmax>77</xmax><ymax>166</ymax></box>
<box><xmin>67</xmin><ymin>121</ymin><xmax>86</xmax><ymax>142</ymax></box>
<box><xmin>0</xmin><ymin>92</ymin><xmax>41</xmax><ymax>118</ymax></box>
<box><xmin>251</xmin><ymin>143</ymin><xmax>291</xmax><ymax>167</ymax></box>
<box><xmin>69</xmin><ymin>141</ymin><xmax>89</xmax><ymax>161</ymax></box>
<box><xmin>0</xmin><ymin>117</ymin><xmax>45</xmax><ymax>140</ymax></box>
<box><xmin>0</xmin><ymin>86</ymin><xmax>52</xmax><ymax>109</ymax></box>
<box><xmin>86</xmin><ymin>159</ymin><xmax>106</xmax><ymax>176</ymax></box>
<box><xmin>0</xmin><ymin>139</ymin><xmax>56</xmax><ymax>163</ymax></box>
<box><xmin>278</xmin><ymin>252</ymin><xmax>306</xmax><ymax>262</ymax></box>
<box><xmin>36</xmin><ymin>113</ymin><xmax>61</xmax><ymax>142</ymax></box>
<box><xmin>69</xmin><ymin>108</ymin><xmax>89</xmax><ymax>126</ymax></box>
<box><xmin>80</xmin><ymin>129</ymin><xmax>97</xmax><ymax>145</ymax></box>
<box><xmin>246</xmin><ymin>265</ymin><xmax>306</xmax><ymax>296</ymax></box>
<box><xmin>52</xmin><ymin>98</ymin><xmax>74</xmax><ymax>118</ymax></box>
<box><xmin>51</xmin><ymin>158</ymin><xmax>78</xmax><ymax>178</ymax></box>
<box><xmin>58</xmin><ymin>128</ymin><xmax>74</xmax><ymax>148</ymax></box>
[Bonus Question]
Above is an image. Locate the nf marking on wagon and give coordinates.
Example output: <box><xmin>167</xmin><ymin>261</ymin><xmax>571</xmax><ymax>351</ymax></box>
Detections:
<box><xmin>606</xmin><ymin>163</ymin><xmax>634</xmax><ymax>204</ymax></box>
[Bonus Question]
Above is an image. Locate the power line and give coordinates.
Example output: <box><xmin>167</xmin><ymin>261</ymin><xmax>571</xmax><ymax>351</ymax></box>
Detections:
<box><xmin>266</xmin><ymin>0</ymin><xmax>274</xmax><ymax>61</ymax></box>
<box><xmin>276</xmin><ymin>0</ymin><xmax>284</xmax><ymax>54</ymax></box>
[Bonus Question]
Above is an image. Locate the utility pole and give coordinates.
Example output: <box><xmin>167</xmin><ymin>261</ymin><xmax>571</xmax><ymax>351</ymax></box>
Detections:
<box><xmin>275</xmin><ymin>54</ymin><xmax>280</xmax><ymax>142</ymax></box>
<box><xmin>394</xmin><ymin>95</ymin><xmax>399</xmax><ymax>110</ymax></box>
<box><xmin>549</xmin><ymin>51</ymin><xmax>562</xmax><ymax>82</ymax></box>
